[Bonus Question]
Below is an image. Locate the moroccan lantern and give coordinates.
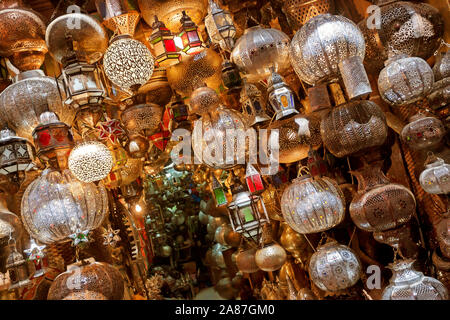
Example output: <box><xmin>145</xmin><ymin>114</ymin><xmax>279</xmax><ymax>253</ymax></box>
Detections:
<box><xmin>192</xmin><ymin>105</ymin><xmax>247</xmax><ymax>170</ymax></box>
<box><xmin>358</xmin><ymin>1</ymin><xmax>444</xmax><ymax>73</ymax></box>
<box><xmin>204</xmin><ymin>0</ymin><xmax>236</xmax><ymax>51</ymax></box>
<box><xmin>189</xmin><ymin>86</ymin><xmax>221</xmax><ymax>116</ymax></box>
<box><xmin>121</xmin><ymin>103</ymin><xmax>163</xmax><ymax>137</ymax></box>
<box><xmin>0</xmin><ymin>194</ymin><xmax>22</xmax><ymax>241</ymax></box>
<box><xmin>149</xmin><ymin>16</ymin><xmax>181</xmax><ymax>68</ymax></box>
<box><xmin>125</xmin><ymin>135</ymin><xmax>150</xmax><ymax>159</ymax></box>
<box><xmin>5</xmin><ymin>241</ymin><xmax>31</xmax><ymax>289</ymax></box>
<box><xmin>167</xmin><ymin>92</ymin><xmax>189</xmax><ymax>124</ymax></box>
<box><xmin>378</xmin><ymin>55</ymin><xmax>434</xmax><ymax>106</ymax></box>
<box><xmin>419</xmin><ymin>156</ymin><xmax>450</xmax><ymax>195</ymax></box>
<box><xmin>178</xmin><ymin>11</ymin><xmax>204</xmax><ymax>55</ymax></box>
<box><xmin>21</xmin><ymin>168</ymin><xmax>108</xmax><ymax>244</ymax></box>
<box><xmin>240</xmin><ymin>81</ymin><xmax>270</xmax><ymax>127</ymax></box>
<box><xmin>280</xmin><ymin>224</ymin><xmax>315</xmax><ymax>264</ymax></box>
<box><xmin>0</xmin><ymin>127</ymin><xmax>34</xmax><ymax>178</ymax></box>
<box><xmin>261</xmin><ymin>183</ymin><xmax>283</xmax><ymax>221</ymax></box>
<box><xmin>282</xmin><ymin>0</ymin><xmax>335</xmax><ymax>30</ymax></box>
<box><xmin>400</xmin><ymin>113</ymin><xmax>446</xmax><ymax>151</ymax></box>
<box><xmin>68</xmin><ymin>141</ymin><xmax>113</xmax><ymax>183</ymax></box>
<box><xmin>281</xmin><ymin>173</ymin><xmax>345</xmax><ymax>234</ymax></box>
<box><xmin>221</xmin><ymin>60</ymin><xmax>242</xmax><ymax>90</ymax></box>
<box><xmin>235</xmin><ymin>248</ymin><xmax>259</xmax><ymax>273</ymax></box>
<box><xmin>308</xmin><ymin>241</ymin><xmax>362</xmax><ymax>292</ymax></box>
<box><xmin>211</xmin><ymin>175</ymin><xmax>227</xmax><ymax>207</ymax></box>
<box><xmin>255</xmin><ymin>243</ymin><xmax>287</xmax><ymax>272</ymax></box>
<box><xmin>0</xmin><ymin>4</ymin><xmax>47</xmax><ymax>71</ymax></box>
<box><xmin>245</xmin><ymin>163</ymin><xmax>264</xmax><ymax>194</ymax></box>
<box><xmin>32</xmin><ymin>112</ymin><xmax>74</xmax><ymax>170</ymax></box>
<box><xmin>382</xmin><ymin>259</ymin><xmax>448</xmax><ymax>300</ymax></box>
<box><xmin>320</xmin><ymin>100</ymin><xmax>388</xmax><ymax>158</ymax></box>
<box><xmin>349</xmin><ymin>161</ymin><xmax>415</xmax><ymax>232</ymax></box>
<box><xmin>231</xmin><ymin>26</ymin><xmax>291</xmax><ymax>82</ymax></box>
<box><xmin>289</xmin><ymin>14</ymin><xmax>370</xmax><ymax>100</ymax></box>
<box><xmin>0</xmin><ymin>69</ymin><xmax>75</xmax><ymax>141</ymax></box>
<box><xmin>267</xmin><ymin>71</ymin><xmax>298</xmax><ymax>121</ymax></box>
<box><xmin>48</xmin><ymin>258</ymin><xmax>124</xmax><ymax>300</ymax></box>
<box><xmin>103</xmin><ymin>35</ymin><xmax>155</xmax><ymax>92</ymax></box>
<box><xmin>268</xmin><ymin>114</ymin><xmax>322</xmax><ymax>164</ymax></box>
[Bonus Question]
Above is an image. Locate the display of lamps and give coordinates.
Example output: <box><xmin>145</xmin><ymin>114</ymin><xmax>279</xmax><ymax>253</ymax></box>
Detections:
<box><xmin>0</xmin><ymin>69</ymin><xmax>75</xmax><ymax>141</ymax></box>
<box><xmin>231</xmin><ymin>25</ymin><xmax>291</xmax><ymax>82</ymax></box>
<box><xmin>150</xmin><ymin>16</ymin><xmax>181</xmax><ymax>68</ymax></box>
<box><xmin>68</xmin><ymin>140</ymin><xmax>113</xmax><ymax>183</ymax></box>
<box><xmin>21</xmin><ymin>168</ymin><xmax>108</xmax><ymax>244</ymax></box>
<box><xmin>289</xmin><ymin>14</ymin><xmax>371</xmax><ymax>100</ymax></box>
<box><xmin>378</xmin><ymin>55</ymin><xmax>434</xmax><ymax>106</ymax></box>
<box><xmin>0</xmin><ymin>127</ymin><xmax>34</xmax><ymax>178</ymax></box>
<box><xmin>204</xmin><ymin>0</ymin><xmax>236</xmax><ymax>51</ymax></box>
<box><xmin>177</xmin><ymin>10</ymin><xmax>205</xmax><ymax>55</ymax></box>
<box><xmin>0</xmin><ymin>4</ymin><xmax>47</xmax><ymax>71</ymax></box>
<box><xmin>32</xmin><ymin>112</ymin><xmax>74</xmax><ymax>170</ymax></box>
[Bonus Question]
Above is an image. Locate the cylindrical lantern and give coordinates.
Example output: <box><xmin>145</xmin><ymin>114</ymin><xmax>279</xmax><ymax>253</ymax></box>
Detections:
<box><xmin>308</xmin><ymin>241</ymin><xmax>361</xmax><ymax>292</ymax></box>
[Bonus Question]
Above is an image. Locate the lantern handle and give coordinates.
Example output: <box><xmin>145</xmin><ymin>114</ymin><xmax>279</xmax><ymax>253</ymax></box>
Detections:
<box><xmin>296</xmin><ymin>166</ymin><xmax>310</xmax><ymax>178</ymax></box>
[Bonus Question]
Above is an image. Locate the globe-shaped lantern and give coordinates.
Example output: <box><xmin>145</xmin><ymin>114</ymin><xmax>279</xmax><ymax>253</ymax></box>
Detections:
<box><xmin>255</xmin><ymin>243</ymin><xmax>287</xmax><ymax>272</ymax></box>
<box><xmin>289</xmin><ymin>14</ymin><xmax>367</xmax><ymax>97</ymax></box>
<box><xmin>236</xmin><ymin>248</ymin><xmax>259</xmax><ymax>274</ymax></box>
<box><xmin>231</xmin><ymin>26</ymin><xmax>291</xmax><ymax>82</ymax></box>
<box><xmin>192</xmin><ymin>105</ymin><xmax>248</xmax><ymax>170</ymax></box>
<box><xmin>0</xmin><ymin>69</ymin><xmax>75</xmax><ymax>141</ymax></box>
<box><xmin>309</xmin><ymin>241</ymin><xmax>362</xmax><ymax>292</ymax></box>
<box><xmin>48</xmin><ymin>259</ymin><xmax>124</xmax><ymax>300</ymax></box>
<box><xmin>68</xmin><ymin>141</ymin><xmax>113</xmax><ymax>183</ymax></box>
<box><xmin>120</xmin><ymin>103</ymin><xmax>163</xmax><ymax>137</ymax></box>
<box><xmin>400</xmin><ymin>113</ymin><xmax>446</xmax><ymax>151</ymax></box>
<box><xmin>21</xmin><ymin>168</ymin><xmax>108</xmax><ymax>244</ymax></box>
<box><xmin>189</xmin><ymin>86</ymin><xmax>221</xmax><ymax>116</ymax></box>
<box><xmin>281</xmin><ymin>174</ymin><xmax>345</xmax><ymax>234</ymax></box>
<box><xmin>419</xmin><ymin>157</ymin><xmax>450</xmax><ymax>195</ymax></box>
<box><xmin>103</xmin><ymin>35</ymin><xmax>155</xmax><ymax>92</ymax></box>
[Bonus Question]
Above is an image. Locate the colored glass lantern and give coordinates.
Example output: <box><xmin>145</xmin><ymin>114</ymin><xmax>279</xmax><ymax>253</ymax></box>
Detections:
<box><xmin>149</xmin><ymin>129</ymin><xmax>171</xmax><ymax>151</ymax></box>
<box><xmin>0</xmin><ymin>127</ymin><xmax>35</xmax><ymax>178</ymax></box>
<box><xmin>178</xmin><ymin>11</ymin><xmax>204</xmax><ymax>55</ymax></box>
<box><xmin>150</xmin><ymin>16</ymin><xmax>181</xmax><ymax>68</ymax></box>
<box><xmin>221</xmin><ymin>59</ymin><xmax>242</xmax><ymax>90</ymax></box>
<box><xmin>204</xmin><ymin>0</ymin><xmax>236</xmax><ymax>51</ymax></box>
<box><xmin>167</xmin><ymin>92</ymin><xmax>189</xmax><ymax>123</ymax></box>
<box><xmin>32</xmin><ymin>112</ymin><xmax>74</xmax><ymax>170</ymax></box>
<box><xmin>211</xmin><ymin>174</ymin><xmax>227</xmax><ymax>207</ymax></box>
<box><xmin>267</xmin><ymin>71</ymin><xmax>298</xmax><ymax>121</ymax></box>
<box><xmin>240</xmin><ymin>81</ymin><xmax>270</xmax><ymax>127</ymax></box>
<box><xmin>245</xmin><ymin>163</ymin><xmax>264</xmax><ymax>194</ymax></box>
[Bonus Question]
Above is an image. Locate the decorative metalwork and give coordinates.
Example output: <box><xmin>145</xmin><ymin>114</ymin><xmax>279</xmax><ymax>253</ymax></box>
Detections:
<box><xmin>0</xmin><ymin>127</ymin><xmax>34</xmax><ymax>177</ymax></box>
<box><xmin>120</xmin><ymin>103</ymin><xmax>163</xmax><ymax>136</ymax></box>
<box><xmin>282</xmin><ymin>0</ymin><xmax>335</xmax><ymax>30</ymax></box>
<box><xmin>400</xmin><ymin>113</ymin><xmax>446</xmax><ymax>151</ymax></box>
<box><xmin>419</xmin><ymin>156</ymin><xmax>450</xmax><ymax>195</ymax></box>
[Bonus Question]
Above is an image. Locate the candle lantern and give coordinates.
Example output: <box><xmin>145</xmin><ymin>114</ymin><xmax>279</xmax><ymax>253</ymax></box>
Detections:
<box><xmin>221</xmin><ymin>59</ymin><xmax>242</xmax><ymax>90</ymax></box>
<box><xmin>211</xmin><ymin>174</ymin><xmax>227</xmax><ymax>207</ymax></box>
<box><xmin>227</xmin><ymin>175</ymin><xmax>269</xmax><ymax>240</ymax></box>
<box><xmin>6</xmin><ymin>241</ymin><xmax>31</xmax><ymax>290</ymax></box>
<box><xmin>32</xmin><ymin>112</ymin><xmax>74</xmax><ymax>170</ymax></box>
<box><xmin>0</xmin><ymin>127</ymin><xmax>35</xmax><ymax>179</ymax></box>
<box><xmin>150</xmin><ymin>16</ymin><xmax>181</xmax><ymax>68</ymax></box>
<box><xmin>240</xmin><ymin>81</ymin><xmax>270</xmax><ymax>126</ymax></box>
<box><xmin>178</xmin><ymin>11</ymin><xmax>204</xmax><ymax>55</ymax></box>
<box><xmin>167</xmin><ymin>92</ymin><xmax>189</xmax><ymax>123</ymax></box>
<box><xmin>204</xmin><ymin>0</ymin><xmax>236</xmax><ymax>51</ymax></box>
<box><xmin>245</xmin><ymin>163</ymin><xmax>264</xmax><ymax>194</ymax></box>
<box><xmin>267</xmin><ymin>71</ymin><xmax>298</xmax><ymax>121</ymax></box>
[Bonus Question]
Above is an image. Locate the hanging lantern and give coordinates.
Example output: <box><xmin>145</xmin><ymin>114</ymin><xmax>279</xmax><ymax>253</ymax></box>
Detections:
<box><xmin>32</xmin><ymin>112</ymin><xmax>74</xmax><ymax>170</ymax></box>
<box><xmin>150</xmin><ymin>16</ymin><xmax>181</xmax><ymax>68</ymax></box>
<box><xmin>227</xmin><ymin>176</ymin><xmax>269</xmax><ymax>239</ymax></box>
<box><xmin>235</xmin><ymin>248</ymin><xmax>259</xmax><ymax>273</ymax></box>
<box><xmin>267</xmin><ymin>71</ymin><xmax>298</xmax><ymax>121</ymax></box>
<box><xmin>125</xmin><ymin>135</ymin><xmax>150</xmax><ymax>159</ymax></box>
<box><xmin>350</xmin><ymin>162</ymin><xmax>415</xmax><ymax>232</ymax></box>
<box><xmin>255</xmin><ymin>243</ymin><xmax>287</xmax><ymax>272</ymax></box>
<box><xmin>320</xmin><ymin>100</ymin><xmax>388</xmax><ymax>158</ymax></box>
<box><xmin>204</xmin><ymin>0</ymin><xmax>236</xmax><ymax>51</ymax></box>
<box><xmin>103</xmin><ymin>35</ymin><xmax>155</xmax><ymax>92</ymax></box>
<box><xmin>231</xmin><ymin>26</ymin><xmax>291</xmax><ymax>82</ymax></box>
<box><xmin>48</xmin><ymin>258</ymin><xmax>124</xmax><ymax>300</ymax></box>
<box><xmin>221</xmin><ymin>59</ymin><xmax>242</xmax><ymax>90</ymax></box>
<box><xmin>68</xmin><ymin>141</ymin><xmax>113</xmax><ymax>183</ymax></box>
<box><xmin>167</xmin><ymin>92</ymin><xmax>189</xmax><ymax>123</ymax></box>
<box><xmin>0</xmin><ymin>5</ymin><xmax>47</xmax><ymax>71</ymax></box>
<box><xmin>6</xmin><ymin>241</ymin><xmax>31</xmax><ymax>289</ymax></box>
<box><xmin>419</xmin><ymin>156</ymin><xmax>450</xmax><ymax>195</ymax></box>
<box><xmin>240</xmin><ymin>81</ymin><xmax>269</xmax><ymax>127</ymax></box>
<box><xmin>245</xmin><ymin>163</ymin><xmax>264</xmax><ymax>194</ymax></box>
<box><xmin>400</xmin><ymin>113</ymin><xmax>446</xmax><ymax>151</ymax></box>
<box><xmin>0</xmin><ymin>69</ymin><xmax>75</xmax><ymax>142</ymax></box>
<box><xmin>309</xmin><ymin>241</ymin><xmax>362</xmax><ymax>292</ymax></box>
<box><xmin>289</xmin><ymin>14</ymin><xmax>370</xmax><ymax>100</ymax></box>
<box><xmin>189</xmin><ymin>86</ymin><xmax>221</xmax><ymax>116</ymax></box>
<box><xmin>382</xmin><ymin>259</ymin><xmax>448</xmax><ymax>300</ymax></box>
<box><xmin>261</xmin><ymin>183</ymin><xmax>283</xmax><ymax>221</ymax></box>
<box><xmin>282</xmin><ymin>0</ymin><xmax>335</xmax><ymax>30</ymax></box>
<box><xmin>178</xmin><ymin>10</ymin><xmax>204</xmax><ymax>55</ymax></box>
<box><xmin>378</xmin><ymin>55</ymin><xmax>434</xmax><ymax>106</ymax></box>
<box><xmin>21</xmin><ymin>168</ymin><xmax>108</xmax><ymax>244</ymax></box>
<box><xmin>281</xmin><ymin>173</ymin><xmax>345</xmax><ymax>234</ymax></box>
<box><xmin>0</xmin><ymin>193</ymin><xmax>22</xmax><ymax>241</ymax></box>
<box><xmin>268</xmin><ymin>114</ymin><xmax>322</xmax><ymax>164</ymax></box>
<box><xmin>0</xmin><ymin>127</ymin><xmax>34</xmax><ymax>178</ymax></box>
<box><xmin>358</xmin><ymin>1</ymin><xmax>444</xmax><ymax>73</ymax></box>
<box><xmin>121</xmin><ymin>103</ymin><xmax>163</xmax><ymax>137</ymax></box>
<box><xmin>192</xmin><ymin>105</ymin><xmax>247</xmax><ymax>170</ymax></box>
<box><xmin>280</xmin><ymin>223</ymin><xmax>315</xmax><ymax>263</ymax></box>
<box><xmin>138</xmin><ymin>68</ymin><xmax>173</xmax><ymax>106</ymax></box>
<box><xmin>211</xmin><ymin>175</ymin><xmax>227</xmax><ymax>207</ymax></box>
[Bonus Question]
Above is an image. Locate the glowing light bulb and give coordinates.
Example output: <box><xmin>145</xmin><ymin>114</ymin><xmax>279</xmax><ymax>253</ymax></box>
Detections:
<box><xmin>135</xmin><ymin>204</ymin><xmax>142</xmax><ymax>213</ymax></box>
